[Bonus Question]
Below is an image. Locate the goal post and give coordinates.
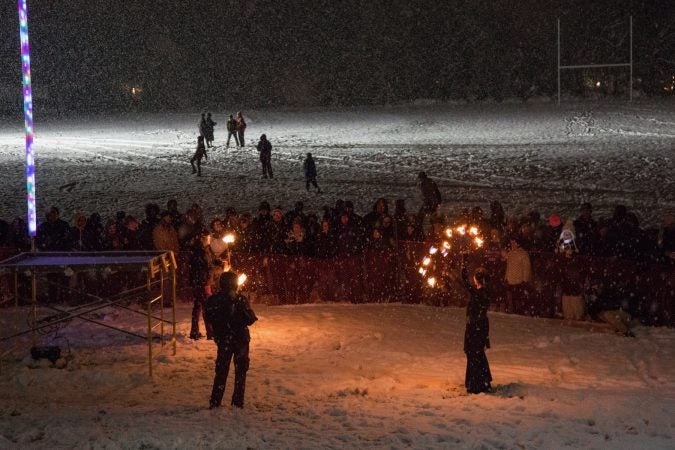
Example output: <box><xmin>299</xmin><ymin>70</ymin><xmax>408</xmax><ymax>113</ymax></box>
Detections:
<box><xmin>557</xmin><ymin>16</ymin><xmax>633</xmax><ymax>104</ymax></box>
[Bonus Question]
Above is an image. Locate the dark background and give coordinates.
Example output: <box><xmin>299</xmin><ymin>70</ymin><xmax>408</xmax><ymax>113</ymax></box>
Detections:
<box><xmin>1</xmin><ymin>0</ymin><xmax>673</xmax><ymax>113</ymax></box>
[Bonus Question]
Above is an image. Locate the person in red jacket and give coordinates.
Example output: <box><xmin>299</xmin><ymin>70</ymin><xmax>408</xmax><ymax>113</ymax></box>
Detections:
<box><xmin>236</xmin><ymin>111</ymin><xmax>247</xmax><ymax>147</ymax></box>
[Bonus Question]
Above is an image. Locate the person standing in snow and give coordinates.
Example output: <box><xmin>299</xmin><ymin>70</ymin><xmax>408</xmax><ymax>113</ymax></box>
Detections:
<box><xmin>303</xmin><ymin>152</ymin><xmax>322</xmax><ymax>193</ymax></box>
<box><xmin>461</xmin><ymin>264</ymin><xmax>493</xmax><ymax>394</ymax></box>
<box><xmin>205</xmin><ymin>271</ymin><xmax>258</xmax><ymax>409</ymax></box>
<box><xmin>236</xmin><ymin>111</ymin><xmax>247</xmax><ymax>147</ymax></box>
<box><xmin>190</xmin><ymin>136</ymin><xmax>208</xmax><ymax>176</ymax></box>
<box><xmin>417</xmin><ymin>171</ymin><xmax>442</xmax><ymax>216</ymax></box>
<box><xmin>204</xmin><ymin>112</ymin><xmax>217</xmax><ymax>148</ymax></box>
<box><xmin>226</xmin><ymin>114</ymin><xmax>239</xmax><ymax>147</ymax></box>
<box><xmin>257</xmin><ymin>134</ymin><xmax>273</xmax><ymax>179</ymax></box>
<box><xmin>198</xmin><ymin>113</ymin><xmax>207</xmax><ymax>139</ymax></box>
<box><xmin>189</xmin><ymin>230</ymin><xmax>216</xmax><ymax>340</ymax></box>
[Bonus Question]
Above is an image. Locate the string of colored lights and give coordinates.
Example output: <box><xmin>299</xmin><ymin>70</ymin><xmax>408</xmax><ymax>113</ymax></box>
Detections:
<box><xmin>18</xmin><ymin>0</ymin><xmax>36</xmax><ymax>237</ymax></box>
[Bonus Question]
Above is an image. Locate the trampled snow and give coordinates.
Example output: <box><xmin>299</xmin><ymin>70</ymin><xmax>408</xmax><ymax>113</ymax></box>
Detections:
<box><xmin>0</xmin><ymin>100</ymin><xmax>674</xmax><ymax>449</ymax></box>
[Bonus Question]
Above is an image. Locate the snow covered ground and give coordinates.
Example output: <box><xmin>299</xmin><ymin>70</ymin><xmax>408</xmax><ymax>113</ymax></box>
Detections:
<box><xmin>0</xmin><ymin>100</ymin><xmax>674</xmax><ymax>449</ymax></box>
<box><xmin>0</xmin><ymin>99</ymin><xmax>673</xmax><ymax>226</ymax></box>
<box><xmin>0</xmin><ymin>302</ymin><xmax>674</xmax><ymax>449</ymax></box>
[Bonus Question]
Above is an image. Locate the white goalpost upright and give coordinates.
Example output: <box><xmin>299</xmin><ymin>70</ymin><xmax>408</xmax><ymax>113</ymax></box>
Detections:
<box><xmin>557</xmin><ymin>16</ymin><xmax>633</xmax><ymax>104</ymax></box>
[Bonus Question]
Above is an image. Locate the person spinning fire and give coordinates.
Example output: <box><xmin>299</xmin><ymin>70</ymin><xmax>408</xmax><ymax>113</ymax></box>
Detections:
<box><xmin>205</xmin><ymin>271</ymin><xmax>258</xmax><ymax>409</ymax></box>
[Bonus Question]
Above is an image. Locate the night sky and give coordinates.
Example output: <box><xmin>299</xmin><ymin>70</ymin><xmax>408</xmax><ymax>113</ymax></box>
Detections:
<box><xmin>0</xmin><ymin>0</ymin><xmax>673</xmax><ymax>113</ymax></box>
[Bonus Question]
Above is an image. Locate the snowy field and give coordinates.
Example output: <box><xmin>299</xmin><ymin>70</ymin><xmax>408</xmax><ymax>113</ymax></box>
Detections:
<box><xmin>0</xmin><ymin>99</ymin><xmax>673</xmax><ymax>226</ymax></box>
<box><xmin>0</xmin><ymin>302</ymin><xmax>674</xmax><ymax>449</ymax></box>
<box><xmin>0</xmin><ymin>100</ymin><xmax>674</xmax><ymax>449</ymax></box>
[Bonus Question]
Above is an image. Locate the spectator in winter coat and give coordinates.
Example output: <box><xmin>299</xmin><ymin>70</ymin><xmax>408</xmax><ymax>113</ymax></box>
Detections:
<box><xmin>37</xmin><ymin>206</ymin><xmax>72</xmax><ymax>251</ymax></box>
<box><xmin>206</xmin><ymin>271</ymin><xmax>258</xmax><ymax>409</ymax></box>
<box><xmin>418</xmin><ymin>171</ymin><xmax>442</xmax><ymax>216</ymax></box>
<box><xmin>363</xmin><ymin>198</ymin><xmax>389</xmax><ymax>235</ymax></box>
<box><xmin>204</xmin><ymin>112</ymin><xmax>216</xmax><ymax>148</ymax></box>
<box><xmin>489</xmin><ymin>201</ymin><xmax>506</xmax><ymax>233</ymax></box>
<box><xmin>139</xmin><ymin>203</ymin><xmax>161</xmax><ymax>250</ymax></box>
<box><xmin>234</xmin><ymin>213</ymin><xmax>255</xmax><ymax>254</ymax></box>
<box><xmin>121</xmin><ymin>216</ymin><xmax>142</xmax><ymax>250</ymax></box>
<box><xmin>191</xmin><ymin>136</ymin><xmax>208</xmax><ymax>177</ymax></box>
<box><xmin>7</xmin><ymin>217</ymin><xmax>31</xmax><ymax>251</ymax></box>
<box><xmin>303</xmin><ymin>153</ymin><xmax>322</xmax><ymax>193</ymax></box>
<box><xmin>336</xmin><ymin>213</ymin><xmax>363</xmax><ymax>256</ymax></box>
<box><xmin>559</xmin><ymin>247</ymin><xmax>586</xmax><ymax>320</ymax></box>
<box><xmin>102</xmin><ymin>220</ymin><xmax>123</xmax><ymax>251</ymax></box>
<box><xmin>250</xmin><ymin>202</ymin><xmax>274</xmax><ymax>253</ymax></box>
<box><xmin>461</xmin><ymin>265</ymin><xmax>493</xmax><ymax>394</ymax></box>
<box><xmin>573</xmin><ymin>202</ymin><xmax>597</xmax><ymax>255</ymax></box>
<box><xmin>166</xmin><ymin>199</ymin><xmax>182</xmax><ymax>230</ymax></box>
<box><xmin>37</xmin><ymin>207</ymin><xmax>72</xmax><ymax>303</ymax></box>
<box><xmin>70</xmin><ymin>213</ymin><xmax>88</xmax><ymax>251</ymax></box>
<box><xmin>153</xmin><ymin>211</ymin><xmax>180</xmax><ymax>256</ymax></box>
<box><xmin>269</xmin><ymin>207</ymin><xmax>287</xmax><ymax>253</ymax></box>
<box><xmin>256</xmin><ymin>134</ymin><xmax>273</xmax><ymax>179</ymax></box>
<box><xmin>502</xmin><ymin>237</ymin><xmax>532</xmax><ymax>314</ymax></box>
<box><xmin>236</xmin><ymin>111</ymin><xmax>247</xmax><ymax>147</ymax></box>
<box><xmin>314</xmin><ymin>218</ymin><xmax>337</xmax><ymax>258</ymax></box>
<box><xmin>284</xmin><ymin>220</ymin><xmax>309</xmax><ymax>256</ymax></box>
<box><xmin>226</xmin><ymin>114</ymin><xmax>239</xmax><ymax>147</ymax></box>
<box><xmin>284</xmin><ymin>201</ymin><xmax>306</xmax><ymax>228</ymax></box>
<box><xmin>189</xmin><ymin>230</ymin><xmax>216</xmax><ymax>340</ymax></box>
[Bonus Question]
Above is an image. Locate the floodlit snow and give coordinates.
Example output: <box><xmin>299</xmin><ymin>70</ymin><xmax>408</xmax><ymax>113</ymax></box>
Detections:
<box><xmin>1</xmin><ymin>303</ymin><xmax>674</xmax><ymax>449</ymax></box>
<box><xmin>0</xmin><ymin>100</ymin><xmax>674</xmax><ymax>449</ymax></box>
<box><xmin>0</xmin><ymin>100</ymin><xmax>673</xmax><ymax>226</ymax></box>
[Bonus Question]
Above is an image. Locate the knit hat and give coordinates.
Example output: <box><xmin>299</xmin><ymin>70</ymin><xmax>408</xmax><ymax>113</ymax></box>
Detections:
<box><xmin>548</xmin><ymin>213</ymin><xmax>561</xmax><ymax>227</ymax></box>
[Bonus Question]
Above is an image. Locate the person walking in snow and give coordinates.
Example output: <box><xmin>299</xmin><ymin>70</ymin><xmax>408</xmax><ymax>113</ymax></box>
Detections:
<box><xmin>226</xmin><ymin>114</ymin><xmax>239</xmax><ymax>147</ymax></box>
<box><xmin>205</xmin><ymin>271</ymin><xmax>258</xmax><ymax>409</ymax></box>
<box><xmin>257</xmin><ymin>134</ymin><xmax>273</xmax><ymax>179</ymax></box>
<box><xmin>190</xmin><ymin>135</ymin><xmax>208</xmax><ymax>176</ymax></box>
<box><xmin>303</xmin><ymin>152</ymin><xmax>322</xmax><ymax>193</ymax></box>
<box><xmin>204</xmin><ymin>112</ymin><xmax>217</xmax><ymax>148</ymax></box>
<box><xmin>236</xmin><ymin>111</ymin><xmax>247</xmax><ymax>147</ymax></box>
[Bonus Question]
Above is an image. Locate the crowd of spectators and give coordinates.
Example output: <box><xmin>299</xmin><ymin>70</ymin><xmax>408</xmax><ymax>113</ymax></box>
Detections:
<box><xmin>1</xmin><ymin>198</ymin><xmax>672</xmax><ymax>266</ymax></box>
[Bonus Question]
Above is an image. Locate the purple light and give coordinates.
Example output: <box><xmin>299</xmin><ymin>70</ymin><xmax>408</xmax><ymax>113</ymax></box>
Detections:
<box><xmin>18</xmin><ymin>0</ymin><xmax>36</xmax><ymax>236</ymax></box>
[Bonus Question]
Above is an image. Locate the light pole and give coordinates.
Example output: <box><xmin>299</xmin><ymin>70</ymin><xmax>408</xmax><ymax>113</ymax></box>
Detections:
<box><xmin>18</xmin><ymin>0</ymin><xmax>37</xmax><ymax>241</ymax></box>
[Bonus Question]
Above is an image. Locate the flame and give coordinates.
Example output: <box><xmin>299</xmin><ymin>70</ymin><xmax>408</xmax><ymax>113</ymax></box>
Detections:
<box><xmin>469</xmin><ymin>226</ymin><xmax>479</xmax><ymax>236</ymax></box>
<box><xmin>442</xmin><ymin>241</ymin><xmax>451</xmax><ymax>249</ymax></box>
<box><xmin>428</xmin><ymin>246</ymin><xmax>438</xmax><ymax>255</ymax></box>
<box><xmin>445</xmin><ymin>228</ymin><xmax>453</xmax><ymax>238</ymax></box>
<box><xmin>427</xmin><ymin>277</ymin><xmax>436</xmax><ymax>287</ymax></box>
<box><xmin>456</xmin><ymin>225</ymin><xmax>466</xmax><ymax>235</ymax></box>
<box><xmin>474</xmin><ymin>237</ymin><xmax>484</xmax><ymax>247</ymax></box>
<box><xmin>418</xmin><ymin>267</ymin><xmax>427</xmax><ymax>276</ymax></box>
<box><xmin>237</xmin><ymin>273</ymin><xmax>247</xmax><ymax>286</ymax></box>
<box><xmin>223</xmin><ymin>234</ymin><xmax>235</xmax><ymax>244</ymax></box>
<box><xmin>422</xmin><ymin>257</ymin><xmax>431</xmax><ymax>266</ymax></box>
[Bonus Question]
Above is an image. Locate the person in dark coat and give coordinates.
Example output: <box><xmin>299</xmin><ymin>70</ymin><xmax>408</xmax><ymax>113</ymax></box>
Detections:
<box><xmin>226</xmin><ymin>114</ymin><xmax>239</xmax><ymax>147</ymax></box>
<box><xmin>418</xmin><ymin>171</ymin><xmax>442</xmax><ymax>216</ymax></box>
<box><xmin>236</xmin><ymin>111</ymin><xmax>247</xmax><ymax>147</ymax></box>
<box><xmin>303</xmin><ymin>153</ymin><xmax>322</xmax><ymax>193</ymax></box>
<box><xmin>37</xmin><ymin>206</ymin><xmax>73</xmax><ymax>303</ymax></box>
<box><xmin>204</xmin><ymin>112</ymin><xmax>216</xmax><ymax>148</ymax></box>
<box><xmin>198</xmin><ymin>113</ymin><xmax>207</xmax><ymax>139</ymax></box>
<box><xmin>190</xmin><ymin>136</ymin><xmax>208</xmax><ymax>176</ymax></box>
<box><xmin>461</xmin><ymin>264</ymin><xmax>493</xmax><ymax>394</ymax></box>
<box><xmin>205</xmin><ymin>271</ymin><xmax>258</xmax><ymax>409</ymax></box>
<box><xmin>257</xmin><ymin>134</ymin><xmax>273</xmax><ymax>179</ymax></box>
<box><xmin>189</xmin><ymin>230</ymin><xmax>216</xmax><ymax>340</ymax></box>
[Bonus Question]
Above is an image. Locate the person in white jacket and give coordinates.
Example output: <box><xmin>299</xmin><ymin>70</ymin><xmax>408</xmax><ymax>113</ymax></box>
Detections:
<box><xmin>502</xmin><ymin>237</ymin><xmax>532</xmax><ymax>314</ymax></box>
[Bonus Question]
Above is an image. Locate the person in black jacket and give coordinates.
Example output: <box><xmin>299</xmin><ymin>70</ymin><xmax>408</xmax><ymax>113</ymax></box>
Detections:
<box><xmin>461</xmin><ymin>264</ymin><xmax>493</xmax><ymax>394</ymax></box>
<box><xmin>205</xmin><ymin>271</ymin><xmax>258</xmax><ymax>409</ymax></box>
<box><xmin>189</xmin><ymin>230</ymin><xmax>216</xmax><ymax>340</ymax></box>
<box><xmin>226</xmin><ymin>114</ymin><xmax>239</xmax><ymax>147</ymax></box>
<box><xmin>257</xmin><ymin>134</ymin><xmax>273</xmax><ymax>179</ymax></box>
<box><xmin>418</xmin><ymin>171</ymin><xmax>442</xmax><ymax>216</ymax></box>
<box><xmin>204</xmin><ymin>112</ymin><xmax>216</xmax><ymax>148</ymax></box>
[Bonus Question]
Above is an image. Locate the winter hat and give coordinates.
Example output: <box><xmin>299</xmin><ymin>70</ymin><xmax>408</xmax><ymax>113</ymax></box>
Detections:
<box><xmin>548</xmin><ymin>213</ymin><xmax>561</xmax><ymax>228</ymax></box>
<box><xmin>272</xmin><ymin>206</ymin><xmax>283</xmax><ymax>216</ymax></box>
